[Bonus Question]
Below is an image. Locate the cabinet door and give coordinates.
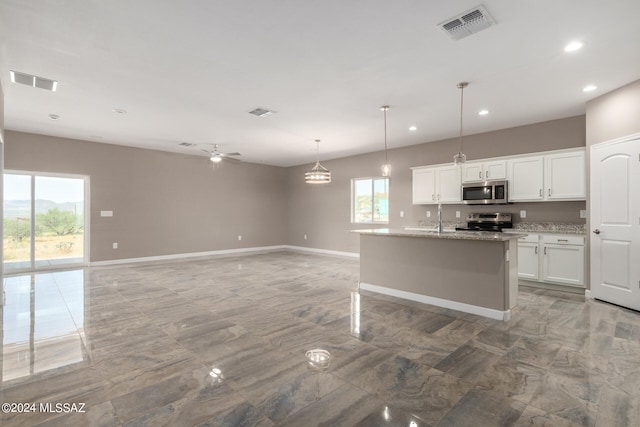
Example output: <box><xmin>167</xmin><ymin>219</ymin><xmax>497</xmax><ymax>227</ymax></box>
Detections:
<box><xmin>462</xmin><ymin>162</ymin><xmax>484</xmax><ymax>183</ymax></box>
<box><xmin>436</xmin><ymin>165</ymin><xmax>462</xmax><ymax>203</ymax></box>
<box><xmin>485</xmin><ymin>160</ymin><xmax>507</xmax><ymax>180</ymax></box>
<box><xmin>542</xmin><ymin>244</ymin><xmax>584</xmax><ymax>286</ymax></box>
<box><xmin>517</xmin><ymin>242</ymin><xmax>540</xmax><ymax>280</ymax></box>
<box><xmin>412</xmin><ymin>168</ymin><xmax>436</xmax><ymax>204</ymax></box>
<box><xmin>545</xmin><ymin>150</ymin><xmax>586</xmax><ymax>200</ymax></box>
<box><xmin>508</xmin><ymin>156</ymin><xmax>544</xmax><ymax>201</ymax></box>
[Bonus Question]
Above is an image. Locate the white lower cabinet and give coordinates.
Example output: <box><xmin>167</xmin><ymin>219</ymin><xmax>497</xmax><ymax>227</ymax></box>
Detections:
<box><xmin>516</xmin><ymin>235</ymin><xmax>540</xmax><ymax>280</ymax></box>
<box><xmin>516</xmin><ymin>233</ymin><xmax>585</xmax><ymax>288</ymax></box>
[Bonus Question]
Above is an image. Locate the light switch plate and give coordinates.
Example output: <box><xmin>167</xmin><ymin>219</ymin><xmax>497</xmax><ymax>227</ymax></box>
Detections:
<box><xmin>400</xmin><ymin>211</ymin><xmax>404</xmax><ymax>218</ymax></box>
<box><xmin>580</xmin><ymin>210</ymin><xmax>587</xmax><ymax>218</ymax></box>
<box><xmin>456</xmin><ymin>211</ymin><xmax>461</xmax><ymax>218</ymax></box>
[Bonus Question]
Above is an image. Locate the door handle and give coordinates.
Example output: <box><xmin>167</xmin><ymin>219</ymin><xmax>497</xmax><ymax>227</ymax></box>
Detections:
<box><xmin>593</xmin><ymin>229</ymin><xmax>601</xmax><ymax>235</ymax></box>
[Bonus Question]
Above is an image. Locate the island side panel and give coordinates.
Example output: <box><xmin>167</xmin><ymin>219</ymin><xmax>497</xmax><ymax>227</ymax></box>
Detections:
<box><xmin>359</xmin><ymin>234</ymin><xmax>508</xmax><ymax>311</ymax></box>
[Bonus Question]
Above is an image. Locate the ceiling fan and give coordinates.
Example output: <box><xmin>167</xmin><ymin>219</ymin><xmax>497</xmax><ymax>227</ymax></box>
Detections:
<box><xmin>200</xmin><ymin>144</ymin><xmax>241</xmax><ymax>163</ymax></box>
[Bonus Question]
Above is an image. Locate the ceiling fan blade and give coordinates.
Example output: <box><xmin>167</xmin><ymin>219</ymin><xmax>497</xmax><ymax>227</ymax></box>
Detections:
<box><xmin>220</xmin><ymin>152</ymin><xmax>241</xmax><ymax>157</ymax></box>
<box><xmin>200</xmin><ymin>149</ymin><xmax>213</xmax><ymax>155</ymax></box>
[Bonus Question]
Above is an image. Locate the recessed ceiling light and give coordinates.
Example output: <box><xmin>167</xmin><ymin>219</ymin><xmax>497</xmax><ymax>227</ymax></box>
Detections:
<box><xmin>48</xmin><ymin>114</ymin><xmax>60</xmax><ymax>120</ymax></box>
<box><xmin>409</xmin><ymin>126</ymin><xmax>417</xmax><ymax>131</ymax></box>
<box><xmin>564</xmin><ymin>41</ymin><xmax>583</xmax><ymax>52</ymax></box>
<box><xmin>113</xmin><ymin>108</ymin><xmax>127</xmax><ymax>114</ymax></box>
<box><xmin>478</xmin><ymin>109</ymin><xmax>489</xmax><ymax>116</ymax></box>
<box><xmin>583</xmin><ymin>85</ymin><xmax>597</xmax><ymax>92</ymax></box>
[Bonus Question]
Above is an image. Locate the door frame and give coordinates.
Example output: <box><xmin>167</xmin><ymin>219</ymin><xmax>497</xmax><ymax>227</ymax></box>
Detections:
<box><xmin>588</xmin><ymin>132</ymin><xmax>640</xmax><ymax>305</ymax></box>
<box><xmin>3</xmin><ymin>170</ymin><xmax>90</xmax><ymax>273</ymax></box>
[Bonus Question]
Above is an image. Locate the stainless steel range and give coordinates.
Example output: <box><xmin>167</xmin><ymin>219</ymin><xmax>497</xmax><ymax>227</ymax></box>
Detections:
<box><xmin>455</xmin><ymin>213</ymin><xmax>512</xmax><ymax>232</ymax></box>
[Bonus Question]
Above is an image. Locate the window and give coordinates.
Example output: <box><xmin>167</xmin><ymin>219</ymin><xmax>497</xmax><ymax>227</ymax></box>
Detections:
<box><xmin>351</xmin><ymin>177</ymin><xmax>389</xmax><ymax>223</ymax></box>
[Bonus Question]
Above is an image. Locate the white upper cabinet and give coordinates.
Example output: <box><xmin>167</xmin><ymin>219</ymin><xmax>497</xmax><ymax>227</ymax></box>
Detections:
<box><xmin>508</xmin><ymin>156</ymin><xmax>544</xmax><ymax>201</ymax></box>
<box><xmin>544</xmin><ymin>150</ymin><xmax>586</xmax><ymax>200</ymax></box>
<box><xmin>412</xmin><ymin>167</ymin><xmax>436</xmax><ymax>204</ymax></box>
<box><xmin>437</xmin><ymin>165</ymin><xmax>462</xmax><ymax>203</ymax></box>
<box><xmin>462</xmin><ymin>160</ymin><xmax>507</xmax><ymax>182</ymax></box>
<box><xmin>414</xmin><ymin>147</ymin><xmax>585</xmax><ymax>205</ymax></box>
<box><xmin>412</xmin><ymin>165</ymin><xmax>461</xmax><ymax>204</ymax></box>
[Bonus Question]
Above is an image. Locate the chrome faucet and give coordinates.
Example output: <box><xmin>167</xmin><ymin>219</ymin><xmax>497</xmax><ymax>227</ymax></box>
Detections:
<box><xmin>437</xmin><ymin>203</ymin><xmax>443</xmax><ymax>233</ymax></box>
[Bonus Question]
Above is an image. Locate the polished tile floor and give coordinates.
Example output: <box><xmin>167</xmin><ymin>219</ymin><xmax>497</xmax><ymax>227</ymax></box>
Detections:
<box><xmin>1</xmin><ymin>251</ymin><xmax>639</xmax><ymax>426</ymax></box>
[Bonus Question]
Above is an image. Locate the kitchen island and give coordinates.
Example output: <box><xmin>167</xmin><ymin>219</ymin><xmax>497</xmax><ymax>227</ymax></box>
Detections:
<box><xmin>355</xmin><ymin>228</ymin><xmax>525</xmax><ymax>321</ymax></box>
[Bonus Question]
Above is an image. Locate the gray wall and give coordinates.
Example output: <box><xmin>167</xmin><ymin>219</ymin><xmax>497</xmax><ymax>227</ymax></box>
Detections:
<box><xmin>4</xmin><ymin>131</ymin><xmax>288</xmax><ymax>262</ymax></box>
<box><xmin>586</xmin><ymin>79</ymin><xmax>640</xmax><ymax>147</ymax></box>
<box><xmin>287</xmin><ymin>115</ymin><xmax>587</xmax><ymax>253</ymax></box>
<box><xmin>4</xmin><ymin>114</ymin><xmax>587</xmax><ymax>262</ymax></box>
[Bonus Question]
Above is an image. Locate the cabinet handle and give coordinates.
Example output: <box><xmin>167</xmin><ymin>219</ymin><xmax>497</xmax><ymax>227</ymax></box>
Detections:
<box><xmin>548</xmin><ymin>188</ymin><xmax>552</xmax><ymax>197</ymax></box>
<box><xmin>437</xmin><ymin>194</ymin><xmax>441</xmax><ymax>200</ymax></box>
<box><xmin>544</xmin><ymin>247</ymin><xmax>547</xmax><ymax>255</ymax></box>
<box><xmin>535</xmin><ymin>246</ymin><xmax>538</xmax><ymax>255</ymax></box>
<box><xmin>557</xmin><ymin>239</ymin><xmax>568</xmax><ymax>242</ymax></box>
<box><xmin>479</xmin><ymin>171</ymin><xmax>482</xmax><ymax>179</ymax></box>
<box><xmin>539</xmin><ymin>189</ymin><xmax>543</xmax><ymax>197</ymax></box>
<box><xmin>432</xmin><ymin>194</ymin><xmax>435</xmax><ymax>201</ymax></box>
<box><xmin>486</xmin><ymin>171</ymin><xmax>489</xmax><ymax>179</ymax></box>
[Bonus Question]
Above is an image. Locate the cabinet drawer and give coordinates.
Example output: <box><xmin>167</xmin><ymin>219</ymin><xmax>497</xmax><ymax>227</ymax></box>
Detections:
<box><xmin>517</xmin><ymin>234</ymin><xmax>539</xmax><ymax>243</ymax></box>
<box><xmin>541</xmin><ymin>235</ymin><xmax>584</xmax><ymax>245</ymax></box>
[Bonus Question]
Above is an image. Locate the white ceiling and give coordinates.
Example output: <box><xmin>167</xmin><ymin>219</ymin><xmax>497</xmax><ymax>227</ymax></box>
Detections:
<box><xmin>1</xmin><ymin>0</ymin><xmax>639</xmax><ymax>167</ymax></box>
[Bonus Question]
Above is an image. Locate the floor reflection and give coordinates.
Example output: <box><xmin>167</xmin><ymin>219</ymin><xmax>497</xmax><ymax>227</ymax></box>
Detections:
<box><xmin>1</xmin><ymin>269</ymin><xmax>87</xmax><ymax>383</ymax></box>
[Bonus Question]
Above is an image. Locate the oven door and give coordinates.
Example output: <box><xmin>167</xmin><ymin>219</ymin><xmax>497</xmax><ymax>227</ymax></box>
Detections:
<box><xmin>462</xmin><ymin>183</ymin><xmax>494</xmax><ymax>204</ymax></box>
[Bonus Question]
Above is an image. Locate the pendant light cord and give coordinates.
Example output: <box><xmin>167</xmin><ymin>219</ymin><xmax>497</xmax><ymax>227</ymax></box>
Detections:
<box><xmin>383</xmin><ymin>108</ymin><xmax>388</xmax><ymax>164</ymax></box>
<box><xmin>315</xmin><ymin>139</ymin><xmax>320</xmax><ymax>164</ymax></box>
<box><xmin>459</xmin><ymin>83</ymin><xmax>465</xmax><ymax>154</ymax></box>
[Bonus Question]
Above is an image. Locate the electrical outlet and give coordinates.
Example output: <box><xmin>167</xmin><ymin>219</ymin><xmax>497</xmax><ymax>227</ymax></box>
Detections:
<box><xmin>112</xmin><ymin>242</ymin><xmax>118</xmax><ymax>249</ymax></box>
<box><xmin>400</xmin><ymin>211</ymin><xmax>404</xmax><ymax>218</ymax></box>
<box><xmin>520</xmin><ymin>210</ymin><xmax>526</xmax><ymax>219</ymax></box>
<box><xmin>580</xmin><ymin>210</ymin><xmax>587</xmax><ymax>218</ymax></box>
<box><xmin>456</xmin><ymin>211</ymin><xmax>461</xmax><ymax>218</ymax></box>
<box><xmin>427</xmin><ymin>211</ymin><xmax>431</xmax><ymax>218</ymax></box>
<box><xmin>237</xmin><ymin>235</ymin><xmax>242</xmax><ymax>241</ymax></box>
<box><xmin>304</xmin><ymin>234</ymin><xmax>307</xmax><ymax>240</ymax></box>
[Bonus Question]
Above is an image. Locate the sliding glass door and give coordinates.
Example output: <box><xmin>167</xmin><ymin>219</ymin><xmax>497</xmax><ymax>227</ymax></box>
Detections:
<box><xmin>3</xmin><ymin>172</ymin><xmax>88</xmax><ymax>272</ymax></box>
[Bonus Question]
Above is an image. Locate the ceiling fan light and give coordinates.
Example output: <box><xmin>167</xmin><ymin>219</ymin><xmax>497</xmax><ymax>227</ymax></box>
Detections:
<box><xmin>211</xmin><ymin>154</ymin><xmax>222</xmax><ymax>163</ymax></box>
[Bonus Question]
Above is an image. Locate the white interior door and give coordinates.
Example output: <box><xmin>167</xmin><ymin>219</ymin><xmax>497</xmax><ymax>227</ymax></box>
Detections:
<box><xmin>590</xmin><ymin>136</ymin><xmax>640</xmax><ymax>310</ymax></box>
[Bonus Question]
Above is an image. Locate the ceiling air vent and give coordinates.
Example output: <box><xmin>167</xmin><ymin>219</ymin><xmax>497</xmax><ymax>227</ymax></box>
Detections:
<box><xmin>10</xmin><ymin>70</ymin><xmax>58</xmax><ymax>91</ymax></box>
<box><xmin>438</xmin><ymin>5</ymin><xmax>496</xmax><ymax>41</ymax></box>
<box><xmin>249</xmin><ymin>107</ymin><xmax>276</xmax><ymax>117</ymax></box>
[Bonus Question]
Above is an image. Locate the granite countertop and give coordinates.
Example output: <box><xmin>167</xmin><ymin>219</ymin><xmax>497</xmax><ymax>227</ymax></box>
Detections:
<box><xmin>353</xmin><ymin>228</ymin><xmax>526</xmax><ymax>242</ymax></box>
<box><xmin>504</xmin><ymin>222</ymin><xmax>586</xmax><ymax>235</ymax></box>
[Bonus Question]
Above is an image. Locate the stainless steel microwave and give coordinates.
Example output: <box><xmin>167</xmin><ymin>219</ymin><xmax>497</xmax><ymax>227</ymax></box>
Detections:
<box><xmin>462</xmin><ymin>180</ymin><xmax>509</xmax><ymax>204</ymax></box>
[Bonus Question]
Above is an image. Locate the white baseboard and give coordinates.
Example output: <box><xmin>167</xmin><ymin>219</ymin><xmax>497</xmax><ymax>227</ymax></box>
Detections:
<box><xmin>283</xmin><ymin>245</ymin><xmax>359</xmax><ymax>259</ymax></box>
<box><xmin>359</xmin><ymin>282</ymin><xmax>511</xmax><ymax>321</ymax></box>
<box><xmin>90</xmin><ymin>245</ymin><xmax>289</xmax><ymax>266</ymax></box>
<box><xmin>90</xmin><ymin>244</ymin><xmax>359</xmax><ymax>266</ymax></box>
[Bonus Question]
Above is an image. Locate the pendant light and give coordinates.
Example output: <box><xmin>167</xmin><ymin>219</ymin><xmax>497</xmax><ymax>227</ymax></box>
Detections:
<box><xmin>453</xmin><ymin>82</ymin><xmax>468</xmax><ymax>166</ymax></box>
<box><xmin>380</xmin><ymin>105</ymin><xmax>391</xmax><ymax>177</ymax></box>
<box><xmin>305</xmin><ymin>139</ymin><xmax>331</xmax><ymax>184</ymax></box>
